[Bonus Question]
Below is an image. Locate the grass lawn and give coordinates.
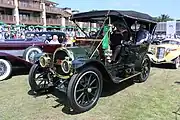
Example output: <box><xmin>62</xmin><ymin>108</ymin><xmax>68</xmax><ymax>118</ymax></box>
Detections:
<box><xmin>0</xmin><ymin>67</ymin><xmax>180</xmax><ymax>120</ymax></box>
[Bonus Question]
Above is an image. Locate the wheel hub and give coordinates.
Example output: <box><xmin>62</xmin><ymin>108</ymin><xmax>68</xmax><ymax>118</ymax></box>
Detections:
<box><xmin>29</xmin><ymin>51</ymin><xmax>38</xmax><ymax>62</ymax></box>
<box><xmin>0</xmin><ymin>63</ymin><xmax>6</xmax><ymax>76</ymax></box>
<box><xmin>87</xmin><ymin>88</ymin><xmax>92</xmax><ymax>93</ymax></box>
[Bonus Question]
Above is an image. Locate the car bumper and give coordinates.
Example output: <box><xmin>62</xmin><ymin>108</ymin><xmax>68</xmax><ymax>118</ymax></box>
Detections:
<box><xmin>147</xmin><ymin>54</ymin><xmax>174</xmax><ymax>64</ymax></box>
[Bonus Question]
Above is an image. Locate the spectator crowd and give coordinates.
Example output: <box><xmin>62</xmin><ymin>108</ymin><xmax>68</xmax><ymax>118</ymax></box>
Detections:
<box><xmin>0</xmin><ymin>25</ymin><xmax>92</xmax><ymax>41</ymax></box>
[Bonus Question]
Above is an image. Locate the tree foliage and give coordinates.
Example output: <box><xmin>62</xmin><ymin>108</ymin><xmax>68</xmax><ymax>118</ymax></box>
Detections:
<box><xmin>154</xmin><ymin>14</ymin><xmax>174</xmax><ymax>22</ymax></box>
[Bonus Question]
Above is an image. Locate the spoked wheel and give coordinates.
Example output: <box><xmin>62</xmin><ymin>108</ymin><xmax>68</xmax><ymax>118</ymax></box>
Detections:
<box><xmin>138</xmin><ymin>55</ymin><xmax>151</xmax><ymax>83</ymax></box>
<box><xmin>28</xmin><ymin>50</ymin><xmax>40</xmax><ymax>63</ymax></box>
<box><xmin>0</xmin><ymin>59</ymin><xmax>12</xmax><ymax>81</ymax></box>
<box><xmin>173</xmin><ymin>56</ymin><xmax>180</xmax><ymax>69</ymax></box>
<box><xmin>28</xmin><ymin>64</ymin><xmax>53</xmax><ymax>93</ymax></box>
<box><xmin>67</xmin><ymin>67</ymin><xmax>103</xmax><ymax>113</ymax></box>
<box><xmin>23</xmin><ymin>47</ymin><xmax>42</xmax><ymax>63</ymax></box>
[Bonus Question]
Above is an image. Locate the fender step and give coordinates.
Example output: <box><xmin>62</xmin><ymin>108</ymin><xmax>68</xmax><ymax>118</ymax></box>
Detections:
<box><xmin>112</xmin><ymin>72</ymin><xmax>141</xmax><ymax>84</ymax></box>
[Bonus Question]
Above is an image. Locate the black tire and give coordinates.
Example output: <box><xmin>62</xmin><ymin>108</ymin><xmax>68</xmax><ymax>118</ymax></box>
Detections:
<box><xmin>67</xmin><ymin>67</ymin><xmax>103</xmax><ymax>113</ymax></box>
<box><xmin>137</xmin><ymin>55</ymin><xmax>151</xmax><ymax>83</ymax></box>
<box><xmin>173</xmin><ymin>56</ymin><xmax>180</xmax><ymax>69</ymax></box>
<box><xmin>0</xmin><ymin>59</ymin><xmax>12</xmax><ymax>81</ymax></box>
<box><xmin>28</xmin><ymin>64</ymin><xmax>51</xmax><ymax>92</ymax></box>
<box><xmin>23</xmin><ymin>47</ymin><xmax>42</xmax><ymax>63</ymax></box>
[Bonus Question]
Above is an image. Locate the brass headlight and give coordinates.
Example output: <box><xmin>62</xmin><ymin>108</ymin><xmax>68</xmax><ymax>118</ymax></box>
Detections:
<box><xmin>39</xmin><ymin>53</ymin><xmax>52</xmax><ymax>67</ymax></box>
<box><xmin>61</xmin><ymin>57</ymin><xmax>72</xmax><ymax>74</ymax></box>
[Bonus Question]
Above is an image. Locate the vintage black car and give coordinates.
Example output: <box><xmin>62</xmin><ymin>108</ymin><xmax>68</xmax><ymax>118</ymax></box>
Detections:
<box><xmin>28</xmin><ymin>10</ymin><xmax>157</xmax><ymax>113</ymax></box>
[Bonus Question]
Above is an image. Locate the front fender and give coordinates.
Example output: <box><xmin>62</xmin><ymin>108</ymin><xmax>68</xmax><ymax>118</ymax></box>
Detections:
<box><xmin>165</xmin><ymin>51</ymin><xmax>179</xmax><ymax>61</ymax></box>
<box><xmin>73</xmin><ymin>59</ymin><xmax>113</xmax><ymax>82</ymax></box>
<box><xmin>146</xmin><ymin>53</ymin><xmax>153</xmax><ymax>60</ymax></box>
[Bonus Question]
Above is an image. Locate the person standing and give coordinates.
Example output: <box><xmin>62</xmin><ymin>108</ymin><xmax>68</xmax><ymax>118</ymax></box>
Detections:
<box><xmin>0</xmin><ymin>31</ymin><xmax>4</xmax><ymax>41</ymax></box>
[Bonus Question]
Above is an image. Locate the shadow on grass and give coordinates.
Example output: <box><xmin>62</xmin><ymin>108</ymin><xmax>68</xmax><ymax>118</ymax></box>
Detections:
<box><xmin>101</xmin><ymin>79</ymin><xmax>134</xmax><ymax>97</ymax></box>
<box><xmin>11</xmin><ymin>67</ymin><xmax>30</xmax><ymax>77</ymax></box>
<box><xmin>151</xmin><ymin>63</ymin><xmax>175</xmax><ymax>69</ymax></box>
<box><xmin>28</xmin><ymin>79</ymin><xmax>135</xmax><ymax>115</ymax></box>
<box><xmin>2</xmin><ymin>67</ymin><xmax>30</xmax><ymax>81</ymax></box>
<box><xmin>175</xmin><ymin>81</ymin><xmax>180</xmax><ymax>85</ymax></box>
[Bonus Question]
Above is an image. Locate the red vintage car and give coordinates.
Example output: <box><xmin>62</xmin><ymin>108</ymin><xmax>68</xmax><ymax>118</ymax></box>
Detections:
<box><xmin>0</xmin><ymin>31</ymin><xmax>66</xmax><ymax>81</ymax></box>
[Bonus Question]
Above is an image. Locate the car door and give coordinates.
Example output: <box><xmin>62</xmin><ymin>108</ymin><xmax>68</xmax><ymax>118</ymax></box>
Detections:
<box><xmin>126</xmin><ymin>42</ymin><xmax>149</xmax><ymax>64</ymax></box>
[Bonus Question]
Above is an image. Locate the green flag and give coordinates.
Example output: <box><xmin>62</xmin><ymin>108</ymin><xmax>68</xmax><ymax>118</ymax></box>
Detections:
<box><xmin>102</xmin><ymin>25</ymin><xmax>110</xmax><ymax>50</ymax></box>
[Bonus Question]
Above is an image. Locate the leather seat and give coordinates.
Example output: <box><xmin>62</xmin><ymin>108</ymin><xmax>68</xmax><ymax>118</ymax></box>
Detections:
<box><xmin>110</xmin><ymin>30</ymin><xmax>123</xmax><ymax>62</ymax></box>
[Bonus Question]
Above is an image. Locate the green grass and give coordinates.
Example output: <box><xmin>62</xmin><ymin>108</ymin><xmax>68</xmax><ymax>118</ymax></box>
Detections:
<box><xmin>0</xmin><ymin>67</ymin><xmax>180</xmax><ymax>120</ymax></box>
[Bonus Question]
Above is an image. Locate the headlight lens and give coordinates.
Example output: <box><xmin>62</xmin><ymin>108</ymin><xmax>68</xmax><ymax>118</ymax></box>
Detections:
<box><xmin>39</xmin><ymin>53</ymin><xmax>51</xmax><ymax>67</ymax></box>
<box><xmin>61</xmin><ymin>60</ymin><xmax>70</xmax><ymax>73</ymax></box>
<box><xmin>61</xmin><ymin>59</ymin><xmax>71</xmax><ymax>74</ymax></box>
<box><xmin>149</xmin><ymin>47</ymin><xmax>156</xmax><ymax>54</ymax></box>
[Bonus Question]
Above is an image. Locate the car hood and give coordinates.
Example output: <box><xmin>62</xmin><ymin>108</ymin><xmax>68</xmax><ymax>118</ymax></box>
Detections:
<box><xmin>0</xmin><ymin>40</ymin><xmax>44</xmax><ymax>44</ymax></box>
<box><xmin>150</xmin><ymin>44</ymin><xmax>179</xmax><ymax>49</ymax></box>
<box><xmin>0</xmin><ymin>41</ymin><xmax>45</xmax><ymax>50</ymax></box>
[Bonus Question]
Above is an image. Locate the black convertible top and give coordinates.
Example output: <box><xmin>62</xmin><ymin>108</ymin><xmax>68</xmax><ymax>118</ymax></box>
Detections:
<box><xmin>71</xmin><ymin>10</ymin><xmax>157</xmax><ymax>24</ymax></box>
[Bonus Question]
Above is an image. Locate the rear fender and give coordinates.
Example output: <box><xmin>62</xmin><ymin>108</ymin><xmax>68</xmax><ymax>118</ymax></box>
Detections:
<box><xmin>0</xmin><ymin>52</ymin><xmax>32</xmax><ymax>67</ymax></box>
<box><xmin>135</xmin><ymin>54</ymin><xmax>150</xmax><ymax>71</ymax></box>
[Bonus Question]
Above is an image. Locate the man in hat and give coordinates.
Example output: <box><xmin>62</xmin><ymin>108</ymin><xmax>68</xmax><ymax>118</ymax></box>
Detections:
<box><xmin>136</xmin><ymin>24</ymin><xmax>150</xmax><ymax>45</ymax></box>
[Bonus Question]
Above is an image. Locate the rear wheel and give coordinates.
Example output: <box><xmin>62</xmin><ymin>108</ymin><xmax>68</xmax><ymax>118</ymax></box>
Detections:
<box><xmin>137</xmin><ymin>56</ymin><xmax>151</xmax><ymax>83</ymax></box>
<box><xmin>67</xmin><ymin>67</ymin><xmax>103</xmax><ymax>113</ymax></box>
<box><xmin>28</xmin><ymin>64</ymin><xmax>53</xmax><ymax>92</ymax></box>
<box><xmin>0</xmin><ymin>59</ymin><xmax>12</xmax><ymax>81</ymax></box>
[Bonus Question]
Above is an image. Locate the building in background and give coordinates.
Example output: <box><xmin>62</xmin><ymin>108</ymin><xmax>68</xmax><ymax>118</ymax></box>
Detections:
<box><xmin>155</xmin><ymin>21</ymin><xmax>180</xmax><ymax>37</ymax></box>
<box><xmin>0</xmin><ymin>0</ymin><xmax>72</xmax><ymax>27</ymax></box>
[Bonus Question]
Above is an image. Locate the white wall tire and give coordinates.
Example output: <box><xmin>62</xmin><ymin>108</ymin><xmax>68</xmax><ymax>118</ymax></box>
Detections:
<box><xmin>23</xmin><ymin>47</ymin><xmax>42</xmax><ymax>63</ymax></box>
<box><xmin>0</xmin><ymin>59</ymin><xmax>12</xmax><ymax>81</ymax></box>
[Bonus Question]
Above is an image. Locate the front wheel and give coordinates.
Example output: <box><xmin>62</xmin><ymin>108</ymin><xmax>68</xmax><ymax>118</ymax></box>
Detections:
<box><xmin>28</xmin><ymin>64</ymin><xmax>53</xmax><ymax>93</ymax></box>
<box><xmin>137</xmin><ymin>55</ymin><xmax>151</xmax><ymax>83</ymax></box>
<box><xmin>67</xmin><ymin>67</ymin><xmax>103</xmax><ymax>113</ymax></box>
<box><xmin>173</xmin><ymin>56</ymin><xmax>180</xmax><ymax>69</ymax></box>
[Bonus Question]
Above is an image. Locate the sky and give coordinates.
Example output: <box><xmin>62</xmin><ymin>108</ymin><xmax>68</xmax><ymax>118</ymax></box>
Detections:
<box><xmin>53</xmin><ymin>0</ymin><xmax>180</xmax><ymax>19</ymax></box>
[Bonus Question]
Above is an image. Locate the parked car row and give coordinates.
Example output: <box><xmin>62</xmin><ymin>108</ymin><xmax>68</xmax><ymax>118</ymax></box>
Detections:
<box><xmin>0</xmin><ymin>31</ymin><xmax>67</xmax><ymax>80</ymax></box>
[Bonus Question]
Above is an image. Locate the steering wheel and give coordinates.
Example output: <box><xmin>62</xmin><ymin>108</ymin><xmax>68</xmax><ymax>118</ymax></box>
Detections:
<box><xmin>44</xmin><ymin>40</ymin><xmax>50</xmax><ymax>44</ymax></box>
<box><xmin>89</xmin><ymin>31</ymin><xmax>97</xmax><ymax>38</ymax></box>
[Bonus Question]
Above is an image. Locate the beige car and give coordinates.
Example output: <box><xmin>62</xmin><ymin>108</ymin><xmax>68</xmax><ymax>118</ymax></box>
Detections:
<box><xmin>147</xmin><ymin>38</ymin><xmax>180</xmax><ymax>69</ymax></box>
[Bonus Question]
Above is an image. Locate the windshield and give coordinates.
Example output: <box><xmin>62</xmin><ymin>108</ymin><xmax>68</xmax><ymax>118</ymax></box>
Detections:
<box><xmin>161</xmin><ymin>40</ymin><xmax>180</xmax><ymax>45</ymax></box>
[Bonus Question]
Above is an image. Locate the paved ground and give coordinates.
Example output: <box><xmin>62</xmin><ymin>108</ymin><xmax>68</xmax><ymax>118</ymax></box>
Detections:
<box><xmin>0</xmin><ymin>67</ymin><xmax>180</xmax><ymax>120</ymax></box>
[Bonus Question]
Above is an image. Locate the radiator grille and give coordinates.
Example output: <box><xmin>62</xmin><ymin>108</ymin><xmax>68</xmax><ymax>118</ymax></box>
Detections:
<box><xmin>156</xmin><ymin>47</ymin><xmax>165</xmax><ymax>59</ymax></box>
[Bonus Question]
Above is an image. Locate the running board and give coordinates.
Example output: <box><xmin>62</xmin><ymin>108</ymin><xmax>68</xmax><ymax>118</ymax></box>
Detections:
<box><xmin>112</xmin><ymin>72</ymin><xmax>141</xmax><ymax>84</ymax></box>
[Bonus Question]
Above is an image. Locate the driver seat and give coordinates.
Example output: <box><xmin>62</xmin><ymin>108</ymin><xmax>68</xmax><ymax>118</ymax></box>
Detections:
<box><xmin>111</xmin><ymin>29</ymin><xmax>129</xmax><ymax>63</ymax></box>
<box><xmin>110</xmin><ymin>31</ymin><xmax>124</xmax><ymax>63</ymax></box>
<box><xmin>112</xmin><ymin>45</ymin><xmax>122</xmax><ymax>63</ymax></box>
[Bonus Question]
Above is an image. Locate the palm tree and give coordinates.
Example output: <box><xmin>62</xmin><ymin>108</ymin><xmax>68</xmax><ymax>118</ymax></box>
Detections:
<box><xmin>154</xmin><ymin>14</ymin><xmax>174</xmax><ymax>22</ymax></box>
